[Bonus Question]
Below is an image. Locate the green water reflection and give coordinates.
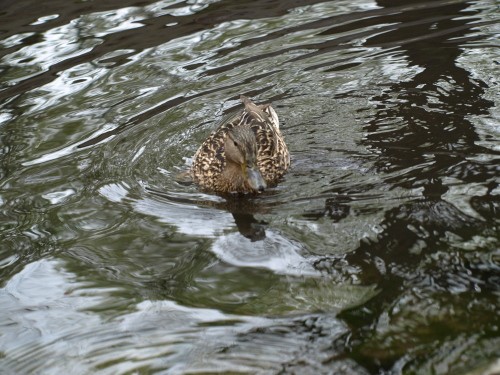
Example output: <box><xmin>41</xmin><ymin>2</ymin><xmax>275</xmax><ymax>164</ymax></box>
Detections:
<box><xmin>0</xmin><ymin>0</ymin><xmax>499</xmax><ymax>373</ymax></box>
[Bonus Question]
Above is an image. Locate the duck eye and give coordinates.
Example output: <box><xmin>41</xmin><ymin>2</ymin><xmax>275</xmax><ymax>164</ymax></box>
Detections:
<box><xmin>233</xmin><ymin>141</ymin><xmax>238</xmax><ymax>147</ymax></box>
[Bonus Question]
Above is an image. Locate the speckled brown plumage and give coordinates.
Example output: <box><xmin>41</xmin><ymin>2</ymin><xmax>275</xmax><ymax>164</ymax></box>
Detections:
<box><xmin>191</xmin><ymin>96</ymin><xmax>290</xmax><ymax>194</ymax></box>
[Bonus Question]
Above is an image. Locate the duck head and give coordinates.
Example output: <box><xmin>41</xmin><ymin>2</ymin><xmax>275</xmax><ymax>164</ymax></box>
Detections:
<box><xmin>224</xmin><ymin>126</ymin><xmax>267</xmax><ymax>192</ymax></box>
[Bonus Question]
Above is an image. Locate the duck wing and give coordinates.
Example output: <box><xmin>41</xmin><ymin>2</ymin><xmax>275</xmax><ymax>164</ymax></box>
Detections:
<box><xmin>240</xmin><ymin>95</ymin><xmax>280</xmax><ymax>154</ymax></box>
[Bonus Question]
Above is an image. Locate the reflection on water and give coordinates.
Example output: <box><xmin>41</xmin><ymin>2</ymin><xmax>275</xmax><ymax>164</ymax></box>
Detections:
<box><xmin>0</xmin><ymin>0</ymin><xmax>499</xmax><ymax>373</ymax></box>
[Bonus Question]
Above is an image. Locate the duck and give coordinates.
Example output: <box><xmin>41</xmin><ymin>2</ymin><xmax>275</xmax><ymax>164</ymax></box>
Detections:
<box><xmin>191</xmin><ymin>95</ymin><xmax>290</xmax><ymax>194</ymax></box>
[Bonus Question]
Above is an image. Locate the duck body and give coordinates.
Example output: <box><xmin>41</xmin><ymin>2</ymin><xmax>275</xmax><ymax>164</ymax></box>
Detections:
<box><xmin>191</xmin><ymin>96</ymin><xmax>290</xmax><ymax>194</ymax></box>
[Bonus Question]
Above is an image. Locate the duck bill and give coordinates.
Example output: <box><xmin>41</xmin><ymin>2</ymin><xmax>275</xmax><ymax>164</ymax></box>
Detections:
<box><xmin>246</xmin><ymin>166</ymin><xmax>267</xmax><ymax>192</ymax></box>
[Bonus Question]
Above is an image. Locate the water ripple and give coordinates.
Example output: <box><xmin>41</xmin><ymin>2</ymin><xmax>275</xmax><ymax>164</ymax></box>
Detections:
<box><xmin>1</xmin><ymin>0</ymin><xmax>499</xmax><ymax>373</ymax></box>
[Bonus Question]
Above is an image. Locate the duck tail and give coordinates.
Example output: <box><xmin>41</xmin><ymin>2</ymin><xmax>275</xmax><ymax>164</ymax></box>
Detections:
<box><xmin>239</xmin><ymin>95</ymin><xmax>252</xmax><ymax>105</ymax></box>
<box><xmin>240</xmin><ymin>95</ymin><xmax>265</xmax><ymax>120</ymax></box>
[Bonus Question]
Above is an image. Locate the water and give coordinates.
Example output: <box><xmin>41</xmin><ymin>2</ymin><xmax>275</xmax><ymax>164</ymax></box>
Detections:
<box><xmin>0</xmin><ymin>0</ymin><xmax>499</xmax><ymax>373</ymax></box>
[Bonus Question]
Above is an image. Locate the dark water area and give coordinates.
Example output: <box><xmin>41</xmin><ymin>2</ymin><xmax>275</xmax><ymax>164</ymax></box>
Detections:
<box><xmin>0</xmin><ymin>0</ymin><xmax>499</xmax><ymax>373</ymax></box>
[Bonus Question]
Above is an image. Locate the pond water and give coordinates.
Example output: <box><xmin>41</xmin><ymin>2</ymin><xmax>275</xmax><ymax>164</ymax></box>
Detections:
<box><xmin>0</xmin><ymin>0</ymin><xmax>499</xmax><ymax>373</ymax></box>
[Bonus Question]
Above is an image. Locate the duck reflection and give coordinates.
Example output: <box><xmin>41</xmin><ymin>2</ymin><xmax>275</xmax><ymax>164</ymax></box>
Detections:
<box><xmin>230</xmin><ymin>212</ymin><xmax>266</xmax><ymax>242</ymax></box>
<box><xmin>144</xmin><ymin>186</ymin><xmax>272</xmax><ymax>241</ymax></box>
<box><xmin>140</xmin><ymin>186</ymin><xmax>321</xmax><ymax>278</ymax></box>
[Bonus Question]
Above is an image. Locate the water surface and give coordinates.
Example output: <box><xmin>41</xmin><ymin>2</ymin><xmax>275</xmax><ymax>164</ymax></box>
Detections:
<box><xmin>0</xmin><ymin>0</ymin><xmax>499</xmax><ymax>373</ymax></box>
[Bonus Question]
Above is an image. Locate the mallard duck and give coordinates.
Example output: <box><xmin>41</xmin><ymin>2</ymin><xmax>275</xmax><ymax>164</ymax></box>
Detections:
<box><xmin>191</xmin><ymin>95</ymin><xmax>290</xmax><ymax>194</ymax></box>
